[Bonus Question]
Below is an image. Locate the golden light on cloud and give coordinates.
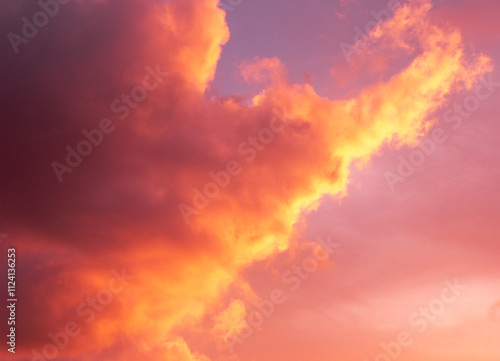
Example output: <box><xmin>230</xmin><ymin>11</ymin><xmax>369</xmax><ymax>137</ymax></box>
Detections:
<box><xmin>0</xmin><ymin>0</ymin><xmax>497</xmax><ymax>360</ymax></box>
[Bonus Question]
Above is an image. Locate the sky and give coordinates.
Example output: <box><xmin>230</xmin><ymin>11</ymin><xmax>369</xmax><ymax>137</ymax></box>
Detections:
<box><xmin>0</xmin><ymin>0</ymin><xmax>499</xmax><ymax>360</ymax></box>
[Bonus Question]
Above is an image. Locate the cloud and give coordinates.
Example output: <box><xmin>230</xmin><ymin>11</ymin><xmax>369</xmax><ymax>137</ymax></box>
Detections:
<box><xmin>212</xmin><ymin>299</ymin><xmax>248</xmax><ymax>344</ymax></box>
<box><xmin>0</xmin><ymin>0</ymin><xmax>492</xmax><ymax>360</ymax></box>
<box><xmin>164</xmin><ymin>338</ymin><xmax>212</xmax><ymax>361</ymax></box>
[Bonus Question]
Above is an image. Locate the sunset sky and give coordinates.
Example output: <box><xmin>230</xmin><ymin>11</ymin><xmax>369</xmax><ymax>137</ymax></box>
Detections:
<box><xmin>0</xmin><ymin>0</ymin><xmax>499</xmax><ymax>360</ymax></box>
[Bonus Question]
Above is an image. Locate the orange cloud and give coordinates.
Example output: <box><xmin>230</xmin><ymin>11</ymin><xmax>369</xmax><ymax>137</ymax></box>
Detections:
<box><xmin>212</xmin><ymin>299</ymin><xmax>248</xmax><ymax>344</ymax></box>
<box><xmin>0</xmin><ymin>0</ymin><xmax>492</xmax><ymax>360</ymax></box>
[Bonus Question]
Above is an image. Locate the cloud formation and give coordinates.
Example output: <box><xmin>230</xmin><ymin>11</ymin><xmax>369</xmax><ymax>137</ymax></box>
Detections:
<box><xmin>0</xmin><ymin>0</ymin><xmax>493</xmax><ymax>360</ymax></box>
